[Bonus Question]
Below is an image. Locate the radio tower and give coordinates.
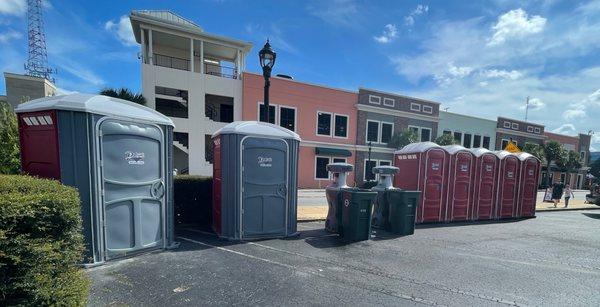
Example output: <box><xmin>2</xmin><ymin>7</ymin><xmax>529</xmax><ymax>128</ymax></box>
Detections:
<box><xmin>24</xmin><ymin>0</ymin><xmax>53</xmax><ymax>81</ymax></box>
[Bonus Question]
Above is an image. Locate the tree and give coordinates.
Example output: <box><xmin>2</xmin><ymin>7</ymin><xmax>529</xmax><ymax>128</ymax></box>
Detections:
<box><xmin>522</xmin><ymin>143</ymin><xmax>546</xmax><ymax>165</ymax></box>
<box><xmin>557</xmin><ymin>150</ymin><xmax>582</xmax><ymax>185</ymax></box>
<box><xmin>0</xmin><ymin>102</ymin><xmax>20</xmax><ymax>174</ymax></box>
<box><xmin>100</xmin><ymin>88</ymin><xmax>146</xmax><ymax>105</ymax></box>
<box><xmin>435</xmin><ymin>134</ymin><xmax>457</xmax><ymax>146</ymax></box>
<box><xmin>388</xmin><ymin>129</ymin><xmax>418</xmax><ymax>149</ymax></box>
<box><xmin>590</xmin><ymin>159</ymin><xmax>600</xmax><ymax>184</ymax></box>
<box><xmin>542</xmin><ymin>141</ymin><xmax>565</xmax><ymax>186</ymax></box>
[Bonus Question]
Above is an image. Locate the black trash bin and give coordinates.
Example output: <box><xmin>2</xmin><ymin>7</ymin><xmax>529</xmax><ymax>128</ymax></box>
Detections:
<box><xmin>339</xmin><ymin>188</ymin><xmax>377</xmax><ymax>242</ymax></box>
<box><xmin>387</xmin><ymin>190</ymin><xmax>421</xmax><ymax>235</ymax></box>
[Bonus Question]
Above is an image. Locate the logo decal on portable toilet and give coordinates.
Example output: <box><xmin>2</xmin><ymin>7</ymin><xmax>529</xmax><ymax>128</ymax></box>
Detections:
<box><xmin>431</xmin><ymin>162</ymin><xmax>440</xmax><ymax>170</ymax></box>
<box><xmin>125</xmin><ymin>151</ymin><xmax>145</xmax><ymax>165</ymax></box>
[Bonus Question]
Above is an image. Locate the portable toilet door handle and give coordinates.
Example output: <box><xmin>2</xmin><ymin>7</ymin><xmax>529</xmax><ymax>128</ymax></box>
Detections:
<box><xmin>151</xmin><ymin>180</ymin><xmax>165</xmax><ymax>199</ymax></box>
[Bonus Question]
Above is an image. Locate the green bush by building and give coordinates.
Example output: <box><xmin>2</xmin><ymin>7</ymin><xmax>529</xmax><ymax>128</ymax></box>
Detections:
<box><xmin>174</xmin><ymin>175</ymin><xmax>212</xmax><ymax>226</ymax></box>
<box><xmin>0</xmin><ymin>175</ymin><xmax>89</xmax><ymax>306</ymax></box>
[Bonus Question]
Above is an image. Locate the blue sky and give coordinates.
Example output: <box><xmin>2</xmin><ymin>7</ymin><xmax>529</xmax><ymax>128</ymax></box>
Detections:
<box><xmin>1</xmin><ymin>0</ymin><xmax>599</xmax><ymax>149</ymax></box>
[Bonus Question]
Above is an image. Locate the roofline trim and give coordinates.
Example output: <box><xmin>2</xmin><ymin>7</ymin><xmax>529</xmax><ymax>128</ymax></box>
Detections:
<box><xmin>359</xmin><ymin>87</ymin><xmax>441</xmax><ymax>105</ymax></box>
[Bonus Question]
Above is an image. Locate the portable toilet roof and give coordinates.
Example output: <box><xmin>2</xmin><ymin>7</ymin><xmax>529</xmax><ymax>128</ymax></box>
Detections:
<box><xmin>395</xmin><ymin>142</ymin><xmax>440</xmax><ymax>154</ymax></box>
<box><xmin>516</xmin><ymin>152</ymin><xmax>539</xmax><ymax>162</ymax></box>
<box><xmin>470</xmin><ymin>147</ymin><xmax>494</xmax><ymax>157</ymax></box>
<box><xmin>15</xmin><ymin>93</ymin><xmax>174</xmax><ymax>127</ymax></box>
<box><xmin>213</xmin><ymin>121</ymin><xmax>301</xmax><ymax>140</ymax></box>
<box><xmin>442</xmin><ymin>144</ymin><xmax>469</xmax><ymax>154</ymax></box>
<box><xmin>494</xmin><ymin>150</ymin><xmax>516</xmax><ymax>160</ymax></box>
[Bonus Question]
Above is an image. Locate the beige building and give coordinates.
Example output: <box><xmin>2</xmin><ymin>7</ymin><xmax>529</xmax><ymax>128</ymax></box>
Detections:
<box><xmin>3</xmin><ymin>72</ymin><xmax>57</xmax><ymax>109</ymax></box>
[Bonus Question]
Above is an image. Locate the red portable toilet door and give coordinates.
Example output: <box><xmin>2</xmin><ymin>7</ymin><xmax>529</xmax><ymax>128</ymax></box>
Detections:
<box><xmin>499</xmin><ymin>157</ymin><xmax>518</xmax><ymax>218</ymax></box>
<box><xmin>421</xmin><ymin>149</ymin><xmax>446</xmax><ymax>222</ymax></box>
<box><xmin>476</xmin><ymin>155</ymin><xmax>496</xmax><ymax>220</ymax></box>
<box><xmin>449</xmin><ymin>153</ymin><xmax>472</xmax><ymax>221</ymax></box>
<box><xmin>519</xmin><ymin>159</ymin><xmax>537</xmax><ymax>217</ymax></box>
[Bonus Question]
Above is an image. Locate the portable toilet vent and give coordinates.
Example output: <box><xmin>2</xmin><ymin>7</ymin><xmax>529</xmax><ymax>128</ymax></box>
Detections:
<box><xmin>15</xmin><ymin>94</ymin><xmax>176</xmax><ymax>265</ymax></box>
<box><xmin>212</xmin><ymin>121</ymin><xmax>301</xmax><ymax>240</ymax></box>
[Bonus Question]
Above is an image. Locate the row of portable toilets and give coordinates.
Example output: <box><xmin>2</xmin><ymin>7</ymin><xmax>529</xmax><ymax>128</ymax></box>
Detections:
<box><xmin>395</xmin><ymin>142</ymin><xmax>541</xmax><ymax>223</ymax></box>
<box><xmin>15</xmin><ymin>94</ymin><xmax>541</xmax><ymax>266</ymax></box>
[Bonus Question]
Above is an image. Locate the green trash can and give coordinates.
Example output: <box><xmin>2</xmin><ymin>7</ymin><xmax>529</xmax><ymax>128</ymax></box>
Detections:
<box><xmin>340</xmin><ymin>188</ymin><xmax>377</xmax><ymax>242</ymax></box>
<box><xmin>387</xmin><ymin>190</ymin><xmax>421</xmax><ymax>235</ymax></box>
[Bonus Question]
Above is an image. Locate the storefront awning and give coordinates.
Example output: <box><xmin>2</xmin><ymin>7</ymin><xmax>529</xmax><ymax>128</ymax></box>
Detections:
<box><xmin>315</xmin><ymin>147</ymin><xmax>352</xmax><ymax>157</ymax></box>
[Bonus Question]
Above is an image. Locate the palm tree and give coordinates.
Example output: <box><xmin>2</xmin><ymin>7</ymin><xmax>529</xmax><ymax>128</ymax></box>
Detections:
<box><xmin>434</xmin><ymin>134</ymin><xmax>457</xmax><ymax>146</ymax></box>
<box><xmin>543</xmin><ymin>141</ymin><xmax>565</xmax><ymax>186</ymax></box>
<box><xmin>522</xmin><ymin>143</ymin><xmax>546</xmax><ymax>165</ymax></box>
<box><xmin>388</xmin><ymin>129</ymin><xmax>418</xmax><ymax>149</ymax></box>
<box><xmin>557</xmin><ymin>150</ymin><xmax>582</xmax><ymax>186</ymax></box>
<box><xmin>100</xmin><ymin>88</ymin><xmax>146</xmax><ymax>105</ymax></box>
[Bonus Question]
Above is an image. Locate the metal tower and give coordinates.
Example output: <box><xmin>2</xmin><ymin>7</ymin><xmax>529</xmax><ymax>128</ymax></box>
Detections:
<box><xmin>24</xmin><ymin>0</ymin><xmax>53</xmax><ymax>80</ymax></box>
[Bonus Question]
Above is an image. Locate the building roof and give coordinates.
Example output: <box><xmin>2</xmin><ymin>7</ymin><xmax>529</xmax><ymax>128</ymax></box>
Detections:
<box><xmin>497</xmin><ymin>116</ymin><xmax>545</xmax><ymax>128</ymax></box>
<box><xmin>394</xmin><ymin>142</ymin><xmax>441</xmax><ymax>154</ymax></box>
<box><xmin>15</xmin><ymin>94</ymin><xmax>174</xmax><ymax>126</ymax></box>
<box><xmin>213</xmin><ymin>121</ymin><xmax>301</xmax><ymax>141</ymax></box>
<box><xmin>129</xmin><ymin>10</ymin><xmax>252</xmax><ymax>52</ymax></box>
<box><xmin>359</xmin><ymin>87</ymin><xmax>441</xmax><ymax>105</ymax></box>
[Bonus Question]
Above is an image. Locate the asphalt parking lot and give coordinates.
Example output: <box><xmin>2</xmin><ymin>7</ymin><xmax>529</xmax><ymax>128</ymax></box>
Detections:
<box><xmin>88</xmin><ymin>211</ymin><xmax>600</xmax><ymax>306</ymax></box>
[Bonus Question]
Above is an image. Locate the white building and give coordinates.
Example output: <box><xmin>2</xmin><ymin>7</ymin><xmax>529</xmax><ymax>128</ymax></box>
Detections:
<box><xmin>130</xmin><ymin>10</ymin><xmax>252</xmax><ymax>175</ymax></box>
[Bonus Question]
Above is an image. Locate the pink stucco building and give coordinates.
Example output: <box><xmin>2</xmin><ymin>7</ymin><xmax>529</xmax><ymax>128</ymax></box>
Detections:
<box><xmin>242</xmin><ymin>72</ymin><xmax>358</xmax><ymax>188</ymax></box>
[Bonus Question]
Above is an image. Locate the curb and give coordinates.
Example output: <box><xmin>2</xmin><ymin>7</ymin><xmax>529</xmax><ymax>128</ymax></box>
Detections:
<box><xmin>536</xmin><ymin>206</ymin><xmax>600</xmax><ymax>212</ymax></box>
<box><xmin>298</xmin><ymin>218</ymin><xmax>326</xmax><ymax>223</ymax></box>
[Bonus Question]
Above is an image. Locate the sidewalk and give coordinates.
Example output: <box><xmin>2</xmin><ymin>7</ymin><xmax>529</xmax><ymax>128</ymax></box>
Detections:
<box><xmin>297</xmin><ymin>196</ymin><xmax>600</xmax><ymax>221</ymax></box>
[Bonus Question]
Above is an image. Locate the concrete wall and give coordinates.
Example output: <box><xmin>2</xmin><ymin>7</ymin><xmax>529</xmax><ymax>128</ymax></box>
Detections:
<box><xmin>438</xmin><ymin>111</ymin><xmax>496</xmax><ymax>148</ymax></box>
<box><xmin>242</xmin><ymin>72</ymin><xmax>358</xmax><ymax>188</ymax></box>
<box><xmin>4</xmin><ymin>73</ymin><xmax>57</xmax><ymax>109</ymax></box>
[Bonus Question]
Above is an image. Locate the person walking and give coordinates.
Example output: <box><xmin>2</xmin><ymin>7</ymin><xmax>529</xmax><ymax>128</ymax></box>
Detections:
<box><xmin>564</xmin><ymin>184</ymin><xmax>574</xmax><ymax>208</ymax></box>
<box><xmin>551</xmin><ymin>181</ymin><xmax>565</xmax><ymax>208</ymax></box>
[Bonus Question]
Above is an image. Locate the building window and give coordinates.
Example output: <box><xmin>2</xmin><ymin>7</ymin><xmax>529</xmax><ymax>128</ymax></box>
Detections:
<box><xmin>473</xmin><ymin>135</ymin><xmax>481</xmax><ymax>148</ymax></box>
<box><xmin>369</xmin><ymin>95</ymin><xmax>381</xmax><ymax>105</ymax></box>
<box><xmin>317</xmin><ymin>111</ymin><xmax>332</xmax><ymax>136</ymax></box>
<box><xmin>381</xmin><ymin>122</ymin><xmax>393</xmax><ymax>144</ymax></box>
<box><xmin>422</xmin><ymin>105</ymin><xmax>433</xmax><ymax>114</ymax></box>
<box><xmin>443</xmin><ymin>130</ymin><xmax>451</xmax><ymax>135</ymax></box>
<box><xmin>527</xmin><ymin>126</ymin><xmax>534</xmax><ymax>133</ymax></box>
<box><xmin>483</xmin><ymin>136</ymin><xmax>490</xmax><ymax>149</ymax></box>
<box><xmin>259</xmin><ymin>104</ymin><xmax>276</xmax><ymax>124</ymax></box>
<box><xmin>512</xmin><ymin>123</ymin><xmax>519</xmax><ymax>130</ymax></box>
<box><xmin>453</xmin><ymin>132</ymin><xmax>462</xmax><ymax>144</ymax></box>
<box><xmin>315</xmin><ymin>157</ymin><xmax>330</xmax><ymax>179</ymax></box>
<box><xmin>410</xmin><ymin>103</ymin><xmax>421</xmax><ymax>112</ymax></box>
<box><xmin>420</xmin><ymin>127</ymin><xmax>431</xmax><ymax>142</ymax></box>
<box><xmin>334</xmin><ymin>114</ymin><xmax>348</xmax><ymax>138</ymax></box>
<box><xmin>333</xmin><ymin>158</ymin><xmax>346</xmax><ymax>164</ymax></box>
<box><xmin>503</xmin><ymin>121</ymin><xmax>511</xmax><ymax>128</ymax></box>
<box><xmin>534</xmin><ymin>127</ymin><xmax>541</xmax><ymax>134</ymax></box>
<box><xmin>366</xmin><ymin>120</ymin><xmax>379</xmax><ymax>143</ymax></box>
<box><xmin>383</xmin><ymin>98</ymin><xmax>395</xmax><ymax>107</ymax></box>
<box><xmin>279</xmin><ymin>106</ymin><xmax>296</xmax><ymax>131</ymax></box>
<box><xmin>463</xmin><ymin>133</ymin><xmax>472</xmax><ymax>148</ymax></box>
<box><xmin>501</xmin><ymin>139</ymin><xmax>510</xmax><ymax>150</ymax></box>
<box><xmin>580</xmin><ymin>151</ymin><xmax>586</xmax><ymax>162</ymax></box>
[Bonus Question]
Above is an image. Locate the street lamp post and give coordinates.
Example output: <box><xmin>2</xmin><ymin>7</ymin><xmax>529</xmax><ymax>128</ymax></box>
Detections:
<box><xmin>258</xmin><ymin>40</ymin><xmax>276</xmax><ymax>123</ymax></box>
<box><xmin>367</xmin><ymin>141</ymin><xmax>373</xmax><ymax>181</ymax></box>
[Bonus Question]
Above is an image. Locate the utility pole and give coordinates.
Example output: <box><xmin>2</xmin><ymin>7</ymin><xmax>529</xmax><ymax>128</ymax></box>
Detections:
<box><xmin>524</xmin><ymin>96</ymin><xmax>530</xmax><ymax>121</ymax></box>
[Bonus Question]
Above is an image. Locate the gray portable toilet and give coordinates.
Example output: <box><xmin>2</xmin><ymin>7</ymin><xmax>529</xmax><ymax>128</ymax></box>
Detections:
<box><xmin>212</xmin><ymin>121</ymin><xmax>300</xmax><ymax>240</ymax></box>
<box><xmin>15</xmin><ymin>93</ymin><xmax>175</xmax><ymax>266</ymax></box>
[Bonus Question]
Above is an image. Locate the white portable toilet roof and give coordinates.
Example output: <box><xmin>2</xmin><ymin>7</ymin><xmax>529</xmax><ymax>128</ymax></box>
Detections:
<box><xmin>213</xmin><ymin>121</ymin><xmax>301</xmax><ymax>141</ymax></box>
<box><xmin>395</xmin><ymin>142</ymin><xmax>440</xmax><ymax>154</ymax></box>
<box><xmin>470</xmin><ymin>147</ymin><xmax>494</xmax><ymax>157</ymax></box>
<box><xmin>493</xmin><ymin>150</ymin><xmax>516</xmax><ymax>160</ymax></box>
<box><xmin>442</xmin><ymin>144</ymin><xmax>470</xmax><ymax>154</ymax></box>
<box><xmin>516</xmin><ymin>152</ymin><xmax>539</xmax><ymax>162</ymax></box>
<box><xmin>15</xmin><ymin>94</ymin><xmax>174</xmax><ymax>127</ymax></box>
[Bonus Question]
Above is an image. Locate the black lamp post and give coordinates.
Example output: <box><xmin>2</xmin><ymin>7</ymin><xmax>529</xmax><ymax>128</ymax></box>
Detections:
<box><xmin>259</xmin><ymin>39</ymin><xmax>276</xmax><ymax>123</ymax></box>
<box><xmin>367</xmin><ymin>141</ymin><xmax>373</xmax><ymax>181</ymax></box>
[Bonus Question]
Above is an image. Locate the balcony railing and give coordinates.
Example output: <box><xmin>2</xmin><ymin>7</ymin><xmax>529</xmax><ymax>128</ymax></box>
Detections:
<box><xmin>204</xmin><ymin>62</ymin><xmax>238</xmax><ymax>79</ymax></box>
<box><xmin>154</xmin><ymin>53</ymin><xmax>190</xmax><ymax>71</ymax></box>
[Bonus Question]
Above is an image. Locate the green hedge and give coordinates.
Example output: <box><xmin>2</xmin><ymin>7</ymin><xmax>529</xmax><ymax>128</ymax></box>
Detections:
<box><xmin>174</xmin><ymin>175</ymin><xmax>213</xmax><ymax>226</ymax></box>
<box><xmin>0</xmin><ymin>175</ymin><xmax>89</xmax><ymax>306</ymax></box>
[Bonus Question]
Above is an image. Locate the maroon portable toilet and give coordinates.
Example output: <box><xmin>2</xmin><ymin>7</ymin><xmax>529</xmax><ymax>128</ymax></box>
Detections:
<box><xmin>395</xmin><ymin>142</ymin><xmax>448</xmax><ymax>223</ymax></box>
<box><xmin>516</xmin><ymin>152</ymin><xmax>540</xmax><ymax>218</ymax></box>
<box><xmin>495</xmin><ymin>151</ymin><xmax>521</xmax><ymax>219</ymax></box>
<box><xmin>469</xmin><ymin>148</ymin><xmax>499</xmax><ymax>220</ymax></box>
<box><xmin>442</xmin><ymin>145</ymin><xmax>474</xmax><ymax>222</ymax></box>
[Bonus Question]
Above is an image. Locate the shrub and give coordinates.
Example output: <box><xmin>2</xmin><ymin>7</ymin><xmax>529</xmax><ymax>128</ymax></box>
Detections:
<box><xmin>0</xmin><ymin>102</ymin><xmax>20</xmax><ymax>174</ymax></box>
<box><xmin>0</xmin><ymin>175</ymin><xmax>89</xmax><ymax>306</ymax></box>
<box><xmin>174</xmin><ymin>175</ymin><xmax>213</xmax><ymax>226</ymax></box>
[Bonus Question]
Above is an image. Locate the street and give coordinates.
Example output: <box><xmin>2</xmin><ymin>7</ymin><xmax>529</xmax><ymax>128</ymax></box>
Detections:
<box><xmin>88</xmin><ymin>210</ymin><xmax>600</xmax><ymax>306</ymax></box>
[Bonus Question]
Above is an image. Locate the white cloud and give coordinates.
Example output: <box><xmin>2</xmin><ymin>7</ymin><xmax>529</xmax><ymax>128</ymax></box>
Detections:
<box><xmin>373</xmin><ymin>24</ymin><xmax>397</xmax><ymax>44</ymax></box>
<box><xmin>0</xmin><ymin>0</ymin><xmax>26</xmax><ymax>16</ymax></box>
<box><xmin>433</xmin><ymin>62</ymin><xmax>473</xmax><ymax>85</ymax></box>
<box><xmin>552</xmin><ymin>124</ymin><xmax>577</xmax><ymax>135</ymax></box>
<box><xmin>563</xmin><ymin>88</ymin><xmax>600</xmax><ymax>120</ymax></box>
<box><xmin>519</xmin><ymin>97</ymin><xmax>545</xmax><ymax>110</ymax></box>
<box><xmin>307</xmin><ymin>0</ymin><xmax>360</xmax><ymax>28</ymax></box>
<box><xmin>488</xmin><ymin>9</ymin><xmax>546</xmax><ymax>46</ymax></box>
<box><xmin>105</xmin><ymin>15</ymin><xmax>136</xmax><ymax>46</ymax></box>
<box><xmin>0</xmin><ymin>29</ymin><xmax>22</xmax><ymax>43</ymax></box>
<box><xmin>405</xmin><ymin>4</ymin><xmax>429</xmax><ymax>26</ymax></box>
<box><xmin>481</xmin><ymin>69</ymin><xmax>523</xmax><ymax>80</ymax></box>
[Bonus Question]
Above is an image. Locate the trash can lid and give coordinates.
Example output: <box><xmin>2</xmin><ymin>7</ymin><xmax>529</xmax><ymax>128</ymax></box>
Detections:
<box><xmin>15</xmin><ymin>93</ymin><xmax>174</xmax><ymax>127</ymax></box>
<box><xmin>326</xmin><ymin>163</ymin><xmax>353</xmax><ymax>173</ymax></box>
<box><xmin>372</xmin><ymin>165</ymin><xmax>399</xmax><ymax>175</ymax></box>
<box><xmin>212</xmin><ymin>121</ymin><xmax>300</xmax><ymax>141</ymax></box>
